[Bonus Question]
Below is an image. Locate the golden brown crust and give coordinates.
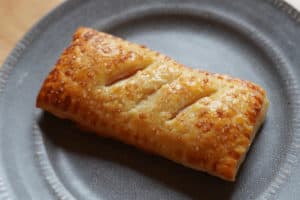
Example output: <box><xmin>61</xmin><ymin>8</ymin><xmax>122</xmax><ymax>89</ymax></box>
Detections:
<box><xmin>36</xmin><ymin>27</ymin><xmax>269</xmax><ymax>181</ymax></box>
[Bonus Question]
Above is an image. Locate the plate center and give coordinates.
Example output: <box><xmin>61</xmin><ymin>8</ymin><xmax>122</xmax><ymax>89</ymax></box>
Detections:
<box><xmin>40</xmin><ymin>14</ymin><xmax>290</xmax><ymax>200</ymax></box>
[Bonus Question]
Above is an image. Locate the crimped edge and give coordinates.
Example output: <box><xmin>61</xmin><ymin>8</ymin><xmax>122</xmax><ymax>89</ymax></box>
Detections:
<box><xmin>32</xmin><ymin>110</ymin><xmax>76</xmax><ymax>200</ymax></box>
<box><xmin>0</xmin><ymin>1</ymin><xmax>84</xmax><ymax>199</ymax></box>
<box><xmin>0</xmin><ymin>0</ymin><xmax>299</xmax><ymax>199</ymax></box>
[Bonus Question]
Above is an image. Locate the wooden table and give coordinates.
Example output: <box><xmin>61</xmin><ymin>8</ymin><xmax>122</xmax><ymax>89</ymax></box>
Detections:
<box><xmin>0</xmin><ymin>0</ymin><xmax>300</xmax><ymax>66</ymax></box>
<box><xmin>0</xmin><ymin>0</ymin><xmax>61</xmax><ymax>65</ymax></box>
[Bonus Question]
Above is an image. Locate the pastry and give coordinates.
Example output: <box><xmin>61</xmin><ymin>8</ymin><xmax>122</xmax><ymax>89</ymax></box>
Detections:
<box><xmin>36</xmin><ymin>27</ymin><xmax>269</xmax><ymax>181</ymax></box>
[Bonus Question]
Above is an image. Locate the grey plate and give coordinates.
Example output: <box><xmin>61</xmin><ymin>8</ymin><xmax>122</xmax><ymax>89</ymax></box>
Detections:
<box><xmin>1</xmin><ymin>0</ymin><xmax>300</xmax><ymax>199</ymax></box>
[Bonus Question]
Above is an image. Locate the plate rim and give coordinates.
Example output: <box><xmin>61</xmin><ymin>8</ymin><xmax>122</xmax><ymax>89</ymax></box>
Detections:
<box><xmin>1</xmin><ymin>0</ymin><xmax>300</xmax><ymax>199</ymax></box>
<box><xmin>0</xmin><ymin>1</ymin><xmax>84</xmax><ymax>199</ymax></box>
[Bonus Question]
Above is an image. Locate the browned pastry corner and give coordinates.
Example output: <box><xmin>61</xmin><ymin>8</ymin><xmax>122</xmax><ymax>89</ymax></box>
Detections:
<box><xmin>36</xmin><ymin>27</ymin><xmax>269</xmax><ymax>181</ymax></box>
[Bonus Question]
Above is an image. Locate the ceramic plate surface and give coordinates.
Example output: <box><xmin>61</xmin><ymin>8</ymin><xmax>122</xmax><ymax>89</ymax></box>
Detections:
<box><xmin>1</xmin><ymin>0</ymin><xmax>300</xmax><ymax>199</ymax></box>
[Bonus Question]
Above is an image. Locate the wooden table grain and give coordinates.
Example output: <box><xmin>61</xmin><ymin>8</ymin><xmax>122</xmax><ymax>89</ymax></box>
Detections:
<box><xmin>0</xmin><ymin>0</ymin><xmax>299</xmax><ymax>67</ymax></box>
<box><xmin>0</xmin><ymin>0</ymin><xmax>61</xmax><ymax>65</ymax></box>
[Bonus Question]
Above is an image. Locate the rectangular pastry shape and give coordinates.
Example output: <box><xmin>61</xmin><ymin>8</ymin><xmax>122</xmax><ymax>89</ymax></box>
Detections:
<box><xmin>36</xmin><ymin>27</ymin><xmax>269</xmax><ymax>181</ymax></box>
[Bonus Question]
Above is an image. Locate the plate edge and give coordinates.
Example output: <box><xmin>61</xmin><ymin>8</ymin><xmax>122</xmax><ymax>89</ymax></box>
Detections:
<box><xmin>0</xmin><ymin>0</ymin><xmax>300</xmax><ymax>199</ymax></box>
<box><xmin>0</xmin><ymin>1</ymin><xmax>87</xmax><ymax>199</ymax></box>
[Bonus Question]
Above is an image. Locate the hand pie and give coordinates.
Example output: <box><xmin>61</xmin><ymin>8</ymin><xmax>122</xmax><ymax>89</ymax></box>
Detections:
<box><xmin>36</xmin><ymin>27</ymin><xmax>269</xmax><ymax>181</ymax></box>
